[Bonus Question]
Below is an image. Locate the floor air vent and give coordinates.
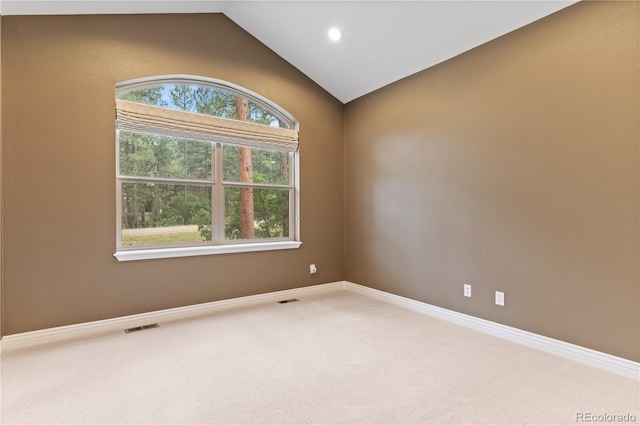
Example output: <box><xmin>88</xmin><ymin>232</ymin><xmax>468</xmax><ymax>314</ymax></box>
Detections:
<box><xmin>125</xmin><ymin>323</ymin><xmax>159</xmax><ymax>334</ymax></box>
<box><xmin>277</xmin><ymin>298</ymin><xmax>299</xmax><ymax>304</ymax></box>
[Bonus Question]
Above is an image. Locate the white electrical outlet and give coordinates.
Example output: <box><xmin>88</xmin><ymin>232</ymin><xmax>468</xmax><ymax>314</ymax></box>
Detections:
<box><xmin>309</xmin><ymin>264</ymin><xmax>317</xmax><ymax>275</ymax></box>
<box><xmin>495</xmin><ymin>291</ymin><xmax>505</xmax><ymax>306</ymax></box>
<box><xmin>464</xmin><ymin>284</ymin><xmax>472</xmax><ymax>298</ymax></box>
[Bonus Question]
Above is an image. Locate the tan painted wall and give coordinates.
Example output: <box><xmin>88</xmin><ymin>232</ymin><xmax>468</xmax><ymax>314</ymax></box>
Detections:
<box><xmin>1</xmin><ymin>14</ymin><xmax>344</xmax><ymax>335</ymax></box>
<box><xmin>0</xmin><ymin>16</ymin><xmax>3</xmax><ymax>338</ymax></box>
<box><xmin>345</xmin><ymin>1</ymin><xmax>639</xmax><ymax>362</ymax></box>
<box><xmin>2</xmin><ymin>3</ymin><xmax>638</xmax><ymax>363</ymax></box>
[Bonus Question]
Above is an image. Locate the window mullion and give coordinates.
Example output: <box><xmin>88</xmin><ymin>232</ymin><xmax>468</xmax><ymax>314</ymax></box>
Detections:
<box><xmin>214</xmin><ymin>143</ymin><xmax>226</xmax><ymax>244</ymax></box>
<box><xmin>289</xmin><ymin>151</ymin><xmax>295</xmax><ymax>240</ymax></box>
<box><xmin>222</xmin><ymin>182</ymin><xmax>293</xmax><ymax>190</ymax></box>
<box><xmin>117</xmin><ymin>176</ymin><xmax>214</xmax><ymax>186</ymax></box>
<box><xmin>116</xmin><ymin>183</ymin><xmax>123</xmax><ymax>248</ymax></box>
<box><xmin>115</xmin><ymin>130</ymin><xmax>123</xmax><ymax>248</ymax></box>
<box><xmin>293</xmin><ymin>151</ymin><xmax>300</xmax><ymax>241</ymax></box>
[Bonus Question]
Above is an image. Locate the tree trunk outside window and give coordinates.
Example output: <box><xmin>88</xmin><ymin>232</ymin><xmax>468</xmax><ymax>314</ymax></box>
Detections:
<box><xmin>235</xmin><ymin>96</ymin><xmax>255</xmax><ymax>239</ymax></box>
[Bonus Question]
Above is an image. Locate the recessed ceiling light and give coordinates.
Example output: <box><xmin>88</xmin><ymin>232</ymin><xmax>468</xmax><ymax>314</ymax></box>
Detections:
<box><xmin>328</xmin><ymin>27</ymin><xmax>343</xmax><ymax>42</ymax></box>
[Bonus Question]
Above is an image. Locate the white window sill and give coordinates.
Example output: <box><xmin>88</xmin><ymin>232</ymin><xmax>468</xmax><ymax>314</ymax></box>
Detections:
<box><xmin>114</xmin><ymin>241</ymin><xmax>302</xmax><ymax>262</ymax></box>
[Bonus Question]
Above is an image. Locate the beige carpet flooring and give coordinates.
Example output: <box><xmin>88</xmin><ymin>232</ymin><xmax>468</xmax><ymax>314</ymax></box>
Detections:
<box><xmin>1</xmin><ymin>290</ymin><xmax>638</xmax><ymax>424</ymax></box>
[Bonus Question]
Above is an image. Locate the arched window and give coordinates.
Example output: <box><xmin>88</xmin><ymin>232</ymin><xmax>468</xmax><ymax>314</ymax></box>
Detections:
<box><xmin>114</xmin><ymin>76</ymin><xmax>300</xmax><ymax>261</ymax></box>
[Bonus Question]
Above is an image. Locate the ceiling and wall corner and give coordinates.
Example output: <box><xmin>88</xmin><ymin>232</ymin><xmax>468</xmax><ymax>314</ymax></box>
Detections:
<box><xmin>0</xmin><ymin>0</ymin><xmax>579</xmax><ymax>103</ymax></box>
<box><xmin>223</xmin><ymin>0</ymin><xmax>579</xmax><ymax>103</ymax></box>
<box><xmin>0</xmin><ymin>0</ymin><xmax>581</xmax><ymax>342</ymax></box>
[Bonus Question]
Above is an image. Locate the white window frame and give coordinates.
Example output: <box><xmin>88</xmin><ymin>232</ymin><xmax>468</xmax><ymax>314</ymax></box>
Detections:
<box><xmin>113</xmin><ymin>75</ymin><xmax>301</xmax><ymax>262</ymax></box>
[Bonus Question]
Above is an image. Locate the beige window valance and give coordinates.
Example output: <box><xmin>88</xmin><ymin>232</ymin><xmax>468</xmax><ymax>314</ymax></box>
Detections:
<box><xmin>116</xmin><ymin>99</ymin><xmax>299</xmax><ymax>152</ymax></box>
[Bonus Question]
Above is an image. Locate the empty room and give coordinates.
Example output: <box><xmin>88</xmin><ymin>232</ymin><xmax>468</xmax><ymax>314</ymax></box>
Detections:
<box><xmin>0</xmin><ymin>1</ymin><xmax>638</xmax><ymax>424</ymax></box>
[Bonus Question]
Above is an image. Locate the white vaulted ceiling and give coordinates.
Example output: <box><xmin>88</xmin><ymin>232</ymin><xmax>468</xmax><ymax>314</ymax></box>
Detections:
<box><xmin>0</xmin><ymin>0</ymin><xmax>579</xmax><ymax>103</ymax></box>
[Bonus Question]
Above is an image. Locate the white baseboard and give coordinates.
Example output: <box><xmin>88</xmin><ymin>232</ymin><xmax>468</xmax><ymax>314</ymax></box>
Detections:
<box><xmin>0</xmin><ymin>281</ymin><xmax>344</xmax><ymax>354</ymax></box>
<box><xmin>2</xmin><ymin>280</ymin><xmax>638</xmax><ymax>381</ymax></box>
<box><xmin>343</xmin><ymin>282</ymin><xmax>640</xmax><ymax>381</ymax></box>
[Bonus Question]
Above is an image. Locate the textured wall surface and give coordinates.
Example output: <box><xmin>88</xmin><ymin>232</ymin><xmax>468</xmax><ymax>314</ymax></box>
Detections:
<box><xmin>2</xmin><ymin>3</ymin><xmax>638</xmax><ymax>363</ymax></box>
<box><xmin>2</xmin><ymin>14</ymin><xmax>344</xmax><ymax>334</ymax></box>
<box><xmin>345</xmin><ymin>1</ymin><xmax>639</xmax><ymax>361</ymax></box>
